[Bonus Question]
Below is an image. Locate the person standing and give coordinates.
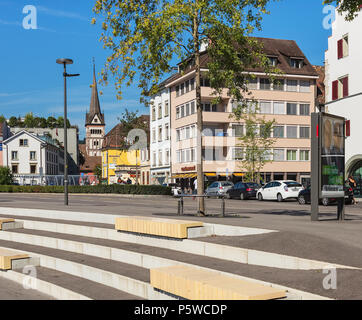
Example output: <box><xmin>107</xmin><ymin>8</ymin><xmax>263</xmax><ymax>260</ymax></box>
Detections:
<box><xmin>348</xmin><ymin>175</ymin><xmax>357</xmax><ymax>204</ymax></box>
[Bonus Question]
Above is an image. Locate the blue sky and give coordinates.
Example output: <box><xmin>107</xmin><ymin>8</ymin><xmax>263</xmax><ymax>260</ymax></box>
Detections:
<box><xmin>0</xmin><ymin>0</ymin><xmax>332</xmax><ymax>139</ymax></box>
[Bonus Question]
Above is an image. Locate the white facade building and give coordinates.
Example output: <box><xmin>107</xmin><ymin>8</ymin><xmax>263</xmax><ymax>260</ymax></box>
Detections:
<box><xmin>150</xmin><ymin>83</ymin><xmax>171</xmax><ymax>185</ymax></box>
<box><xmin>325</xmin><ymin>7</ymin><xmax>362</xmax><ymax>196</ymax></box>
<box><xmin>2</xmin><ymin>130</ymin><xmax>64</xmax><ymax>185</ymax></box>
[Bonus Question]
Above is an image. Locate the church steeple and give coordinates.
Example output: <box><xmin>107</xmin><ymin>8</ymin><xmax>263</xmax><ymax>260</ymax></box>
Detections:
<box><xmin>86</xmin><ymin>59</ymin><xmax>104</xmax><ymax>125</ymax></box>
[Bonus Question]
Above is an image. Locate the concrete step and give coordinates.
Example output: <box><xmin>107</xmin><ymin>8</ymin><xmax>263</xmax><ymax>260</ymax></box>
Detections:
<box><xmin>0</xmin><ymin>228</ymin><xmax>329</xmax><ymax>300</ymax></box>
<box><xmin>11</xmin><ymin>266</ymin><xmax>142</xmax><ymax>300</ymax></box>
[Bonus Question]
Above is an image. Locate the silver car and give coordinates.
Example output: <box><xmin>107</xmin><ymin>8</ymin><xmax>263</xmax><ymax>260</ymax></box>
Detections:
<box><xmin>205</xmin><ymin>181</ymin><xmax>234</xmax><ymax>197</ymax></box>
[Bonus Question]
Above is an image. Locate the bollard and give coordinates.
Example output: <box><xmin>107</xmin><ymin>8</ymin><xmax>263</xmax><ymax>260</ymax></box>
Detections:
<box><xmin>177</xmin><ymin>198</ymin><xmax>181</xmax><ymax>215</ymax></box>
<box><xmin>180</xmin><ymin>197</ymin><xmax>184</xmax><ymax>216</ymax></box>
<box><xmin>221</xmin><ymin>196</ymin><xmax>225</xmax><ymax>217</ymax></box>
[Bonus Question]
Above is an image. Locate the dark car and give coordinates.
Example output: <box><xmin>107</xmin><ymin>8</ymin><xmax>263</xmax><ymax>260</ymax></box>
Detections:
<box><xmin>226</xmin><ymin>182</ymin><xmax>261</xmax><ymax>200</ymax></box>
<box><xmin>298</xmin><ymin>185</ymin><xmax>354</xmax><ymax>206</ymax></box>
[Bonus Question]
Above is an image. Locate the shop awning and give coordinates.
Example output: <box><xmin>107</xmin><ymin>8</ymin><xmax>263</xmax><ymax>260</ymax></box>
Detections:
<box><xmin>233</xmin><ymin>173</ymin><xmax>245</xmax><ymax>177</ymax></box>
<box><xmin>205</xmin><ymin>173</ymin><xmax>217</xmax><ymax>177</ymax></box>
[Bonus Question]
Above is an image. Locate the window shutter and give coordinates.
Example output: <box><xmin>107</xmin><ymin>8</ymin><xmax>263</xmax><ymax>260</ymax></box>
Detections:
<box><xmin>332</xmin><ymin>80</ymin><xmax>339</xmax><ymax>100</ymax></box>
<box><xmin>337</xmin><ymin>39</ymin><xmax>343</xmax><ymax>59</ymax></box>
<box><xmin>343</xmin><ymin>77</ymin><xmax>349</xmax><ymax>97</ymax></box>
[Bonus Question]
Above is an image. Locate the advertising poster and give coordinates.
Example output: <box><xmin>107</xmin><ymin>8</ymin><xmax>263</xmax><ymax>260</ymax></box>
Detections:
<box><xmin>320</xmin><ymin>114</ymin><xmax>345</xmax><ymax>198</ymax></box>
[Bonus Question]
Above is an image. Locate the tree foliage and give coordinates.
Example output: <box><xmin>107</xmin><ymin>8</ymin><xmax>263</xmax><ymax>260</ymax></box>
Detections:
<box><xmin>231</xmin><ymin>100</ymin><xmax>275</xmax><ymax>183</ymax></box>
<box><xmin>323</xmin><ymin>0</ymin><xmax>362</xmax><ymax>21</ymax></box>
<box><xmin>0</xmin><ymin>166</ymin><xmax>13</xmax><ymax>185</ymax></box>
<box><xmin>92</xmin><ymin>0</ymin><xmax>277</xmax><ymax>102</ymax></box>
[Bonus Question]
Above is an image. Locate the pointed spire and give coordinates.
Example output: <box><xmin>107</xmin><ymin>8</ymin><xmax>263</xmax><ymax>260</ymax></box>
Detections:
<box><xmin>86</xmin><ymin>58</ymin><xmax>104</xmax><ymax>125</ymax></box>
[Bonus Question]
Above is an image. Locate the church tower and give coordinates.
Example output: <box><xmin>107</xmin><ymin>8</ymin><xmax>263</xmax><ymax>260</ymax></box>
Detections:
<box><xmin>85</xmin><ymin>63</ymin><xmax>105</xmax><ymax>157</ymax></box>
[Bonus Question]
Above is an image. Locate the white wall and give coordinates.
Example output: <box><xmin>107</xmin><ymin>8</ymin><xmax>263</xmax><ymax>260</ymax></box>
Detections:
<box><xmin>325</xmin><ymin>9</ymin><xmax>362</xmax><ymax>165</ymax></box>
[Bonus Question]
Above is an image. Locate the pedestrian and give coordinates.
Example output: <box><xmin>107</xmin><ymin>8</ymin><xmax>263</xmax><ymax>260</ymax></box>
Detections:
<box><xmin>127</xmin><ymin>178</ymin><xmax>132</xmax><ymax>185</ymax></box>
<box><xmin>348</xmin><ymin>175</ymin><xmax>358</xmax><ymax>204</ymax></box>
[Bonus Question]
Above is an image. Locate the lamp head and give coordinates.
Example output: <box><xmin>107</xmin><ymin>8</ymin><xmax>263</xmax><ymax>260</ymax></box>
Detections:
<box><xmin>56</xmin><ymin>58</ymin><xmax>73</xmax><ymax>65</ymax></box>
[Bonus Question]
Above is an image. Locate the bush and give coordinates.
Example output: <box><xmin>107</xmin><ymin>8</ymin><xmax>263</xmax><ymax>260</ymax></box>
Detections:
<box><xmin>0</xmin><ymin>167</ymin><xmax>13</xmax><ymax>185</ymax></box>
<box><xmin>0</xmin><ymin>184</ymin><xmax>172</xmax><ymax>195</ymax></box>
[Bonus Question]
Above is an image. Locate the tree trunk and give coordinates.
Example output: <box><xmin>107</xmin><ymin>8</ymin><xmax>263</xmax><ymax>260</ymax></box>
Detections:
<box><xmin>194</xmin><ymin>4</ymin><xmax>205</xmax><ymax>216</ymax></box>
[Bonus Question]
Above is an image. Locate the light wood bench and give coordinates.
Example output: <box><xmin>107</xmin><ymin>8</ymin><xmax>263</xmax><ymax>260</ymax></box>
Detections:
<box><xmin>150</xmin><ymin>265</ymin><xmax>286</xmax><ymax>300</ymax></box>
<box><xmin>115</xmin><ymin>216</ymin><xmax>203</xmax><ymax>239</ymax></box>
<box><xmin>0</xmin><ymin>248</ymin><xmax>30</xmax><ymax>270</ymax></box>
<box><xmin>0</xmin><ymin>218</ymin><xmax>15</xmax><ymax>230</ymax></box>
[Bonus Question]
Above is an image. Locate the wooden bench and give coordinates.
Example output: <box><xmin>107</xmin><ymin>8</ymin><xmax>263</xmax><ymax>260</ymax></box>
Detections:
<box><xmin>0</xmin><ymin>218</ymin><xmax>15</xmax><ymax>231</ymax></box>
<box><xmin>150</xmin><ymin>265</ymin><xmax>286</xmax><ymax>300</ymax></box>
<box><xmin>115</xmin><ymin>216</ymin><xmax>203</xmax><ymax>239</ymax></box>
<box><xmin>0</xmin><ymin>248</ymin><xmax>30</xmax><ymax>270</ymax></box>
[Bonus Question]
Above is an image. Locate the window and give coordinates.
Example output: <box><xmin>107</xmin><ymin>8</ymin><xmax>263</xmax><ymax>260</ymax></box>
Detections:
<box><xmin>300</xmin><ymin>104</ymin><xmax>310</xmax><ymax>115</ymax></box>
<box><xmin>260</xmin><ymin>78</ymin><xmax>271</xmax><ymax>90</ymax></box>
<box><xmin>30</xmin><ymin>165</ymin><xmax>36</xmax><ymax>174</ymax></box>
<box><xmin>164</xmin><ymin>101</ymin><xmax>169</xmax><ymax>117</ymax></box>
<box><xmin>158</xmin><ymin>126</ymin><xmax>162</xmax><ymax>142</ymax></box>
<box><xmin>180</xmin><ymin>105</ymin><xmax>185</xmax><ymax>118</ymax></box>
<box><xmin>273</xmin><ymin>126</ymin><xmax>284</xmax><ymax>138</ymax></box>
<box><xmin>190</xmin><ymin>101</ymin><xmax>195</xmax><ymax>114</ymax></box>
<box><xmin>185</xmin><ymin>126</ymin><xmax>190</xmax><ymax>139</ymax></box>
<box><xmin>165</xmin><ymin>149</ymin><xmax>170</xmax><ymax>165</ymax></box>
<box><xmin>273</xmin><ymin>79</ymin><xmax>284</xmax><ymax>91</ymax></box>
<box><xmin>152</xmin><ymin>106</ymin><xmax>156</xmax><ymax>121</ymax></box>
<box><xmin>259</xmin><ymin>101</ymin><xmax>271</xmax><ymax>114</ymax></box>
<box><xmin>190</xmin><ymin>78</ymin><xmax>195</xmax><ymax>90</ymax></box>
<box><xmin>202</xmin><ymin>103</ymin><xmax>211</xmax><ymax>112</ymax></box>
<box><xmin>338</xmin><ymin>35</ymin><xmax>349</xmax><ymax>59</ymax></box>
<box><xmin>30</xmin><ymin>151</ymin><xmax>36</xmax><ymax>160</ymax></box>
<box><xmin>260</xmin><ymin>125</ymin><xmax>271</xmax><ymax>138</ymax></box>
<box><xmin>185</xmin><ymin>103</ymin><xmax>190</xmax><ymax>116</ymax></box>
<box><xmin>158</xmin><ymin>150</ymin><xmax>163</xmax><ymax>166</ymax></box>
<box><xmin>300</xmin><ymin>81</ymin><xmax>310</xmax><ymax>93</ymax></box>
<box><xmin>152</xmin><ymin>152</ymin><xmax>156</xmax><ymax>166</ymax></box>
<box><xmin>246</xmin><ymin>77</ymin><xmax>258</xmax><ymax>90</ymax></box>
<box><xmin>201</xmin><ymin>77</ymin><xmax>210</xmax><ymax>87</ymax></box>
<box><xmin>176</xmin><ymin>85</ymin><xmax>180</xmax><ymax>97</ymax></box>
<box><xmin>11</xmin><ymin>165</ymin><xmax>18</xmax><ymax>174</ymax></box>
<box><xmin>300</xmin><ymin>126</ymin><xmax>310</xmax><ymax>138</ymax></box>
<box><xmin>268</xmin><ymin>57</ymin><xmax>278</xmax><ymax>66</ymax></box>
<box><xmin>176</xmin><ymin>150</ymin><xmax>180</xmax><ymax>163</ymax></box>
<box><xmin>332</xmin><ymin>76</ymin><xmax>348</xmax><ymax>100</ymax></box>
<box><xmin>300</xmin><ymin>150</ymin><xmax>310</xmax><ymax>161</ymax></box>
<box><xmin>11</xmin><ymin>151</ymin><xmax>18</xmax><ymax>160</ymax></box>
<box><xmin>290</xmin><ymin>58</ymin><xmax>303</xmax><ymax>69</ymax></box>
<box><xmin>273</xmin><ymin>149</ymin><xmax>284</xmax><ymax>161</ymax></box>
<box><xmin>19</xmin><ymin>139</ymin><xmax>28</xmax><ymax>147</ymax></box>
<box><xmin>232</xmin><ymin>147</ymin><xmax>244</xmax><ymax>160</ymax></box>
<box><xmin>180</xmin><ymin>83</ymin><xmax>184</xmax><ymax>95</ymax></box>
<box><xmin>286</xmin><ymin>80</ymin><xmax>298</xmax><ymax>92</ymax></box>
<box><xmin>165</xmin><ymin>124</ymin><xmax>169</xmax><ymax>140</ymax></box>
<box><xmin>185</xmin><ymin>80</ymin><xmax>189</xmax><ymax>93</ymax></box>
<box><xmin>287</xmin><ymin>126</ymin><xmax>298</xmax><ymax>138</ymax></box>
<box><xmin>158</xmin><ymin>103</ymin><xmax>162</xmax><ymax>119</ymax></box>
<box><xmin>273</xmin><ymin>102</ymin><xmax>285</xmax><ymax>115</ymax></box>
<box><xmin>287</xmin><ymin>150</ymin><xmax>297</xmax><ymax>161</ymax></box>
<box><xmin>152</xmin><ymin>128</ymin><xmax>156</xmax><ymax>143</ymax></box>
<box><xmin>176</xmin><ymin>107</ymin><xmax>180</xmax><ymax>119</ymax></box>
<box><xmin>232</xmin><ymin>124</ymin><xmax>243</xmax><ymax>137</ymax></box>
<box><xmin>287</xmin><ymin>103</ymin><xmax>297</xmax><ymax>115</ymax></box>
<box><xmin>176</xmin><ymin>129</ymin><xmax>180</xmax><ymax>141</ymax></box>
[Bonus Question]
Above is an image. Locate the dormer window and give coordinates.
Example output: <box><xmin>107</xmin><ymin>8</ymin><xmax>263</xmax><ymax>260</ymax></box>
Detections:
<box><xmin>268</xmin><ymin>57</ymin><xmax>278</xmax><ymax>67</ymax></box>
<box><xmin>290</xmin><ymin>58</ymin><xmax>303</xmax><ymax>69</ymax></box>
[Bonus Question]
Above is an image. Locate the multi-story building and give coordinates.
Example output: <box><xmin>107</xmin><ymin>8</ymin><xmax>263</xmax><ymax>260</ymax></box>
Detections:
<box><xmin>10</xmin><ymin>126</ymin><xmax>79</xmax><ymax>174</ymax></box>
<box><xmin>2</xmin><ymin>130</ymin><xmax>64</xmax><ymax>185</ymax></box>
<box><xmin>102</xmin><ymin>116</ymin><xmax>150</xmax><ymax>185</ymax></box>
<box><xmin>149</xmin><ymin>79</ymin><xmax>172</xmax><ymax>185</ymax></box>
<box><xmin>325</xmin><ymin>7</ymin><xmax>362</xmax><ymax>197</ymax></box>
<box><xmin>168</xmin><ymin>38</ymin><xmax>319</xmax><ymax>187</ymax></box>
<box><xmin>0</xmin><ymin>122</ymin><xmax>10</xmax><ymax>166</ymax></box>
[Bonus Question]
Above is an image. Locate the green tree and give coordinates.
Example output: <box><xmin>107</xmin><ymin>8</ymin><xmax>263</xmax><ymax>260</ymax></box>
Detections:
<box><xmin>231</xmin><ymin>101</ymin><xmax>275</xmax><ymax>184</ymax></box>
<box><xmin>8</xmin><ymin>116</ymin><xmax>18</xmax><ymax>127</ymax></box>
<box><xmin>38</xmin><ymin>117</ymin><xmax>48</xmax><ymax>128</ymax></box>
<box><xmin>0</xmin><ymin>115</ymin><xmax>5</xmax><ymax>123</ymax></box>
<box><xmin>93</xmin><ymin>165</ymin><xmax>102</xmax><ymax>184</ymax></box>
<box><xmin>46</xmin><ymin>116</ymin><xmax>57</xmax><ymax>129</ymax></box>
<box><xmin>93</xmin><ymin>0</ymin><xmax>276</xmax><ymax>215</ymax></box>
<box><xmin>0</xmin><ymin>166</ymin><xmax>13</xmax><ymax>185</ymax></box>
<box><xmin>323</xmin><ymin>0</ymin><xmax>362</xmax><ymax>20</ymax></box>
<box><xmin>24</xmin><ymin>112</ymin><xmax>36</xmax><ymax>128</ymax></box>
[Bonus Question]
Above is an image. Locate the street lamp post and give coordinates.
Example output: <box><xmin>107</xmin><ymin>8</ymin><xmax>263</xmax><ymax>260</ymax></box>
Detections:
<box><xmin>56</xmin><ymin>58</ymin><xmax>80</xmax><ymax>206</ymax></box>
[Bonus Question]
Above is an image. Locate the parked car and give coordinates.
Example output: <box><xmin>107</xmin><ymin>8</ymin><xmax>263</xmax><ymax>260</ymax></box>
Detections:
<box><xmin>205</xmin><ymin>181</ymin><xmax>234</xmax><ymax>197</ymax></box>
<box><xmin>298</xmin><ymin>185</ymin><xmax>354</xmax><ymax>206</ymax></box>
<box><xmin>257</xmin><ymin>180</ymin><xmax>304</xmax><ymax>202</ymax></box>
<box><xmin>226</xmin><ymin>182</ymin><xmax>261</xmax><ymax>200</ymax></box>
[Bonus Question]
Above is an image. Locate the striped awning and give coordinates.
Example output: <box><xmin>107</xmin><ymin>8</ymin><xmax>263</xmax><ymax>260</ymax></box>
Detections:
<box><xmin>205</xmin><ymin>173</ymin><xmax>217</xmax><ymax>177</ymax></box>
<box><xmin>233</xmin><ymin>173</ymin><xmax>245</xmax><ymax>177</ymax></box>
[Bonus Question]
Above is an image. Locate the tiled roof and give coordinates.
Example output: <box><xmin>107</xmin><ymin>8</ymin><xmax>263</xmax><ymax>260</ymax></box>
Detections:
<box><xmin>79</xmin><ymin>143</ymin><xmax>101</xmax><ymax>172</ymax></box>
<box><xmin>165</xmin><ymin>37</ymin><xmax>319</xmax><ymax>84</ymax></box>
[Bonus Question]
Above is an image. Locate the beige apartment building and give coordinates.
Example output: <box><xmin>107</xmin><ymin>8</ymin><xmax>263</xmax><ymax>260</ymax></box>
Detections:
<box><xmin>168</xmin><ymin>38</ymin><xmax>319</xmax><ymax>187</ymax></box>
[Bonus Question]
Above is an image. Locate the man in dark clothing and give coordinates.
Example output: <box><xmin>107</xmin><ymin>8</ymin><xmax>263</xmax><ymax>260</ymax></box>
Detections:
<box><xmin>348</xmin><ymin>176</ymin><xmax>357</xmax><ymax>204</ymax></box>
